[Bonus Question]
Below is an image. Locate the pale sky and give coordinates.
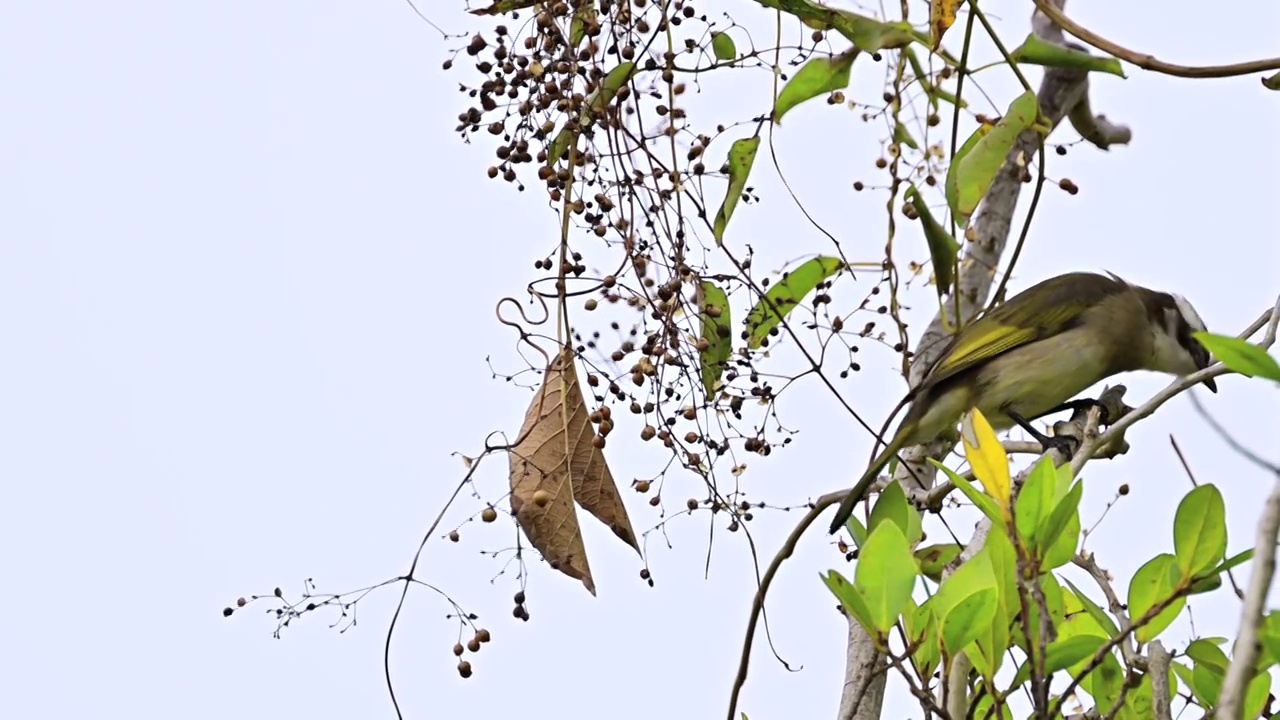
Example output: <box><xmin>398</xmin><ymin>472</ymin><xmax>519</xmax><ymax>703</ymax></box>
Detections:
<box><xmin>2</xmin><ymin>1</ymin><xmax>1278</xmax><ymax>719</ymax></box>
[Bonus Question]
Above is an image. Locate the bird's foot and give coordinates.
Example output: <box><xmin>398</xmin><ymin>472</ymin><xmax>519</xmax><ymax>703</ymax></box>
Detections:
<box><xmin>1044</xmin><ymin>398</ymin><xmax>1113</xmax><ymax>425</ymax></box>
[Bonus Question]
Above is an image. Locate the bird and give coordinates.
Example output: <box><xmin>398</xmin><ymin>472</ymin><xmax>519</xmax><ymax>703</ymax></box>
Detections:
<box><xmin>828</xmin><ymin>271</ymin><xmax>1216</xmax><ymax>535</ymax></box>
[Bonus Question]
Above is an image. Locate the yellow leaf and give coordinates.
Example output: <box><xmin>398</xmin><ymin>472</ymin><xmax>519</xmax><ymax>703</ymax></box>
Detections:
<box><xmin>929</xmin><ymin>0</ymin><xmax>958</xmax><ymax>50</ymax></box>
<box><xmin>960</xmin><ymin>408</ymin><xmax>1011</xmax><ymax>513</ymax></box>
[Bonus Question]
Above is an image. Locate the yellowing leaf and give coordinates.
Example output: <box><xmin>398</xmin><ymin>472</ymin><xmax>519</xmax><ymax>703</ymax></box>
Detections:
<box><xmin>961</xmin><ymin>408</ymin><xmax>1011</xmax><ymax>512</ymax></box>
<box><xmin>929</xmin><ymin>0</ymin><xmax>958</xmax><ymax>50</ymax></box>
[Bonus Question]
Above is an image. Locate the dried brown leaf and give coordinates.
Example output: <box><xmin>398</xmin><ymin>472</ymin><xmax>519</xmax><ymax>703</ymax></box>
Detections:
<box><xmin>508</xmin><ymin>347</ymin><xmax>639</xmax><ymax>595</ymax></box>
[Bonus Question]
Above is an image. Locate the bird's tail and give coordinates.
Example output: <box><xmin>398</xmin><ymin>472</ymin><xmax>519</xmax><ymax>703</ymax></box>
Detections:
<box><xmin>827</xmin><ymin>437</ymin><xmax>905</xmax><ymax>534</ymax></box>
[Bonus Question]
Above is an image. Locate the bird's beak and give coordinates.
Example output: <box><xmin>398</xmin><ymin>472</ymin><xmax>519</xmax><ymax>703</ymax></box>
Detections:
<box><xmin>1191</xmin><ymin>340</ymin><xmax>1217</xmax><ymax>393</ymax></box>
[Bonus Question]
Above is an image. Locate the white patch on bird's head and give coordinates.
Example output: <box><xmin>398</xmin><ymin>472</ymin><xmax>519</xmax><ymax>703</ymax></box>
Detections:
<box><xmin>1150</xmin><ymin>293</ymin><xmax>1214</xmax><ymax>380</ymax></box>
<box><xmin>1171</xmin><ymin>293</ymin><xmax>1208</xmax><ymax>332</ymax></box>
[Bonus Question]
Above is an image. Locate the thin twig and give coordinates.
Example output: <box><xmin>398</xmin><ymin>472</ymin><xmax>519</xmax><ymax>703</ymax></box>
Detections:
<box><xmin>1032</xmin><ymin>0</ymin><xmax>1280</xmax><ymax>79</ymax></box>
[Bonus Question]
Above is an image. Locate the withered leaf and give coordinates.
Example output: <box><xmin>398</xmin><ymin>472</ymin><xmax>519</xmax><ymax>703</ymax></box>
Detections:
<box><xmin>508</xmin><ymin>347</ymin><xmax>639</xmax><ymax>595</ymax></box>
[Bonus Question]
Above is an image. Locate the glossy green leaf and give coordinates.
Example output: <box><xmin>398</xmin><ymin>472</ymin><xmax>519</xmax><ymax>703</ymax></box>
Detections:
<box><xmin>1192</xmin><ymin>661</ymin><xmax>1224</xmax><ymax>705</ymax></box>
<box><xmin>1009</xmin><ymin>33</ymin><xmax>1126</xmax><ymax>77</ymax></box>
<box><xmin>942</xmin><ymin>587</ymin><xmax>997</xmax><ymax>655</ymax></box>
<box><xmin>1089</xmin><ymin>650</ymin><xmax>1126</xmax><ymax>714</ymax></box>
<box><xmin>855</xmin><ymin>521</ymin><xmax>918</xmax><ymax>633</ymax></box>
<box><xmin>1171</xmin><ymin>661</ymin><xmax>1205</xmax><ymax>706</ymax></box>
<box><xmin>931</xmin><ymin>461</ymin><xmax>1007</xmax><ymax>529</ymax></box>
<box><xmin>1010</xmin><ymin>634</ymin><xmax>1106</xmax><ymax>689</ymax></box>
<box><xmin>569</xmin><ymin>3</ymin><xmax>597</xmax><ymax>47</ymax></box>
<box><xmin>1185</xmin><ymin>638</ymin><xmax>1230</xmax><ymax>674</ymax></box>
<box><xmin>1211</xmin><ymin>548</ymin><xmax>1255</xmax><ymax>576</ymax></box>
<box><xmin>1128</xmin><ymin>553</ymin><xmax>1185</xmax><ymax>643</ymax></box>
<box><xmin>547</xmin><ymin>127</ymin><xmax>575</xmax><ymax>166</ymax></box>
<box><xmin>908</xmin><ymin>600</ymin><xmax>941</xmax><ymax>676</ymax></box>
<box><xmin>1014</xmin><ymin>455</ymin><xmax>1057</xmax><ymax>549</ymax></box>
<box><xmin>1063</xmin><ymin>577</ymin><xmax>1121</xmax><ymax>639</ymax></box>
<box><xmin>710</xmin><ymin>31</ymin><xmax>737</xmax><ymax>61</ymax></box>
<box><xmin>845</xmin><ymin>514</ymin><xmax>868</xmax><ymax>549</ymax></box>
<box><xmin>868</xmin><ymin>479</ymin><xmax>910</xmax><ymax>535</ymax></box>
<box><xmin>822</xmin><ymin>570</ymin><xmax>875</xmax><ymax>635</ymax></box>
<box><xmin>1246</xmin><ymin>671</ymin><xmax>1271</xmax><ymax>719</ymax></box>
<box><xmin>915</xmin><ymin>543</ymin><xmax>963</xmax><ymax>581</ymax></box>
<box><xmin>773</xmin><ymin>50</ymin><xmax>857</xmax><ymax>124</ymax></box>
<box><xmin>905</xmin><ymin>185</ymin><xmax>958</xmax><ymax>293</ymax></box>
<box><xmin>744</xmin><ymin>256</ymin><xmax>843</xmax><ymax>348</ymax></box>
<box><xmin>1174</xmin><ymin>484</ymin><xmax>1227</xmax><ymax>579</ymax></box>
<box><xmin>1193</xmin><ymin>331</ymin><xmax>1280</xmax><ymax>381</ymax></box>
<box><xmin>943</xmin><ymin>127</ymin><xmax>983</xmax><ymax>224</ymax></box>
<box><xmin>946</xmin><ymin>91</ymin><xmax>1040</xmax><ymax>224</ymax></box>
<box><xmin>1042</xmin><ymin>504</ymin><xmax>1080</xmax><ymax>570</ymax></box>
<box><xmin>697</xmin><ymin>281</ymin><xmax>732</xmax><ymax>395</ymax></box>
<box><xmin>712</xmin><ymin>136</ymin><xmax>761</xmax><ymax>244</ymax></box>
<box><xmin>1038</xmin><ymin>479</ymin><xmax>1083</xmax><ymax>564</ymax></box>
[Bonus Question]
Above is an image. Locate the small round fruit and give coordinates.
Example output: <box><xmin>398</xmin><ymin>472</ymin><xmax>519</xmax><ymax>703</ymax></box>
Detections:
<box><xmin>481</xmin><ymin>507</ymin><xmax>498</xmax><ymax>523</ymax></box>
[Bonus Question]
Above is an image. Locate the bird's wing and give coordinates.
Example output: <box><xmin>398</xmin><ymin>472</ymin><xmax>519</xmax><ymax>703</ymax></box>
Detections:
<box><xmin>916</xmin><ymin>272</ymin><xmax>1132</xmax><ymax>391</ymax></box>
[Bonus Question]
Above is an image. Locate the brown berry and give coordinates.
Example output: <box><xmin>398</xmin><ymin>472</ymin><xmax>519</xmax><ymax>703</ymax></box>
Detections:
<box><xmin>532</xmin><ymin>490</ymin><xmax>551</xmax><ymax>507</ymax></box>
<box><xmin>236</xmin><ymin>597</ymin><xmax>247</xmax><ymax>607</ymax></box>
<box><xmin>458</xmin><ymin>660</ymin><xmax>473</xmax><ymax>678</ymax></box>
<box><xmin>449</xmin><ymin>530</ymin><xmax>461</xmax><ymax>542</ymax></box>
<box><xmin>467</xmin><ymin>638</ymin><xmax>481</xmax><ymax>653</ymax></box>
<box><xmin>453</xmin><ymin>643</ymin><xmax>465</xmax><ymax>656</ymax></box>
<box><xmin>481</xmin><ymin>507</ymin><xmax>498</xmax><ymax>523</ymax></box>
<box><xmin>634</xmin><ymin>479</ymin><xmax>651</xmax><ymax>493</ymax></box>
<box><xmin>476</xmin><ymin>628</ymin><xmax>491</xmax><ymax>643</ymax></box>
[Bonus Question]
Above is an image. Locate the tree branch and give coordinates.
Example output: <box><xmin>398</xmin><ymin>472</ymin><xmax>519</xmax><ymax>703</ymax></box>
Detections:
<box><xmin>1032</xmin><ymin>0</ymin><xmax>1280</xmax><ymax>79</ymax></box>
<box><xmin>1215</xmin><ymin>469</ymin><xmax>1280</xmax><ymax>718</ymax></box>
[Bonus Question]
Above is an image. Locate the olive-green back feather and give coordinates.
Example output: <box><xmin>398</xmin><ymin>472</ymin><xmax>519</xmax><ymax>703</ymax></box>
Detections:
<box><xmin>916</xmin><ymin>272</ymin><xmax>1132</xmax><ymax>393</ymax></box>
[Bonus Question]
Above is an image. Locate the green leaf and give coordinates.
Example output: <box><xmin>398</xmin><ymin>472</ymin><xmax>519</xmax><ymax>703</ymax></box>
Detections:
<box><xmin>1192</xmin><ymin>661</ymin><xmax>1224</xmax><ymax>705</ymax></box>
<box><xmin>908</xmin><ymin>600</ymin><xmax>941</xmax><ymax>676</ymax></box>
<box><xmin>1128</xmin><ymin>554</ymin><xmax>1185</xmax><ymax>643</ymax></box>
<box><xmin>1042</xmin><ymin>501</ymin><xmax>1081</xmax><ymax>570</ymax></box>
<box><xmin>1258</xmin><ymin>611</ymin><xmax>1280</xmax><ymax>668</ymax></box>
<box><xmin>822</xmin><ymin>570</ymin><xmax>875</xmax><ymax>635</ymax></box>
<box><xmin>710</xmin><ymin>31</ymin><xmax>737</xmax><ymax>62</ymax></box>
<box><xmin>1265</xmin><ymin>70</ymin><xmax>1280</xmax><ymax>91</ymax></box>
<box><xmin>828</xmin><ymin>10</ymin><xmax>917</xmax><ymax>52</ymax></box>
<box><xmin>697</xmin><ymin>281</ymin><xmax>732</xmax><ymax>396</ymax></box>
<box><xmin>945</xmin><ymin>91</ymin><xmax>1040</xmax><ymax>224</ymax></box>
<box><xmin>1011</xmin><ymin>634</ymin><xmax>1107</xmax><ymax>689</ymax></box>
<box><xmin>712</xmin><ymin>136</ymin><xmax>761</xmax><ymax>244</ymax></box>
<box><xmin>468</xmin><ymin>0</ymin><xmax>538</xmax><ymax>15</ymax></box>
<box><xmin>893</xmin><ymin>121</ymin><xmax>920</xmax><ymax>150</ymax></box>
<box><xmin>931</xmin><ymin>461</ymin><xmax>1006</xmax><ymax>529</ymax></box>
<box><xmin>845</xmin><ymin>514</ymin><xmax>868</xmax><ymax>549</ymax></box>
<box><xmin>1063</xmin><ymin>577</ymin><xmax>1121</xmax><ymax>639</ymax></box>
<box><xmin>547</xmin><ymin>126</ymin><xmax>575</xmax><ymax>166</ymax></box>
<box><xmin>1174</xmin><ymin>484</ymin><xmax>1227</xmax><ymax>579</ymax></box>
<box><xmin>1009</xmin><ymin>33</ymin><xmax>1126</xmax><ymax>77</ymax></box>
<box><xmin>1038</xmin><ymin>479</ymin><xmax>1083</xmax><ymax>561</ymax></box>
<box><xmin>1014</xmin><ymin>455</ymin><xmax>1057</xmax><ymax>550</ymax></box>
<box><xmin>915</xmin><ymin>543</ymin><xmax>963</xmax><ymax>582</ymax></box>
<box><xmin>905</xmin><ymin>185</ymin><xmax>958</xmax><ymax>293</ymax></box>
<box><xmin>773</xmin><ymin>50</ymin><xmax>857</xmax><ymax>124</ymax></box>
<box><xmin>943</xmin><ymin>127</ymin><xmax>983</xmax><ymax>224</ymax></box>
<box><xmin>1211</xmin><ymin>548</ymin><xmax>1255</xmax><ymax>576</ymax></box>
<box><xmin>855</xmin><ymin>521</ymin><xmax>918</xmax><ymax>633</ymax></box>
<box><xmin>744</xmin><ymin>256</ymin><xmax>843</xmax><ymax>348</ymax></box>
<box><xmin>569</xmin><ymin>3</ymin><xmax>597</xmax><ymax>47</ymax></box>
<box><xmin>1171</xmin><ymin>661</ymin><xmax>1208</xmax><ymax>706</ymax></box>
<box><xmin>585</xmin><ymin>62</ymin><xmax>638</xmax><ymax>117</ymax></box>
<box><xmin>1246</xmin><ymin>671</ymin><xmax>1271</xmax><ymax>720</ymax></box>
<box><xmin>1193</xmin><ymin>331</ymin><xmax>1280</xmax><ymax>381</ymax></box>
<box><xmin>942</xmin><ymin>587</ymin><xmax>997</xmax><ymax>655</ymax></box>
<box><xmin>1185</xmin><ymin>638</ymin><xmax>1230</xmax><ymax>674</ymax></box>
<box><xmin>868</xmin><ymin>480</ymin><xmax>911</xmax><ymax>535</ymax></box>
